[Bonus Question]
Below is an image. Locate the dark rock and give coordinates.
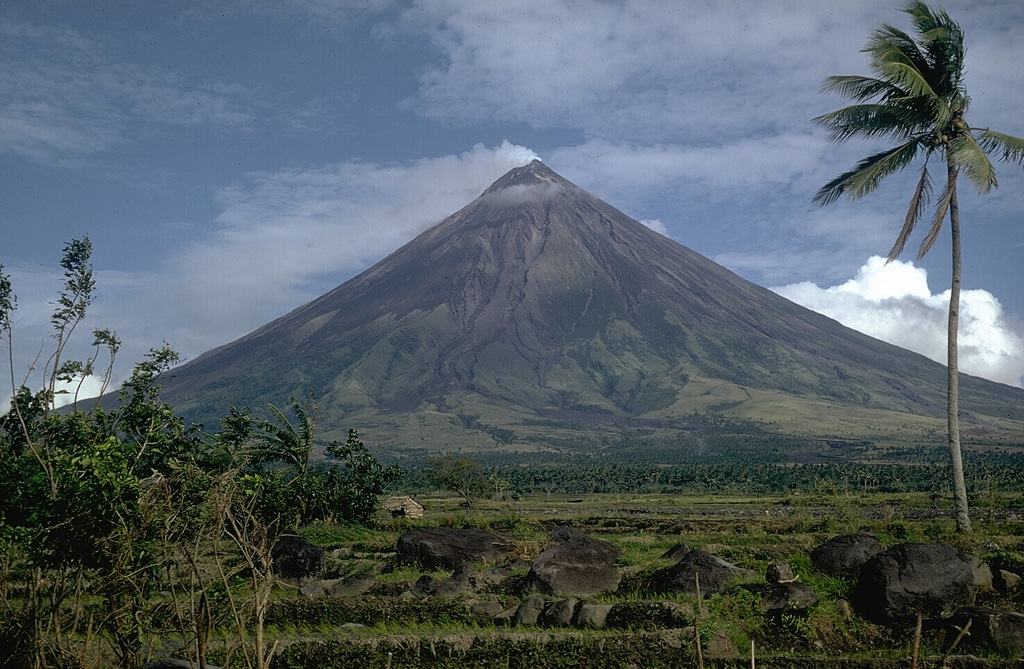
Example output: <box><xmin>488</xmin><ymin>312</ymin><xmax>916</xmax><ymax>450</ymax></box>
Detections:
<box><xmin>468</xmin><ymin>599</ymin><xmax>506</xmax><ymax>623</ymax></box>
<box><xmin>765</xmin><ymin>562</ymin><xmax>796</xmax><ymax>584</ymax></box>
<box><xmin>325</xmin><ymin>572</ymin><xmax>376</xmax><ymax>597</ymax></box>
<box><xmin>523</xmin><ymin>526</ymin><xmax>620</xmax><ymax>597</ymax></box>
<box><xmin>707</xmin><ymin>629</ymin><xmax>740</xmax><ymax>659</ymax></box>
<box><xmin>272</xmin><ymin>532</ymin><xmax>325</xmax><ymax>580</ymax></box>
<box><xmin>575</xmin><ymin>602</ymin><xmax>613</xmax><ymax>629</ymax></box>
<box><xmin>299</xmin><ymin>580</ymin><xmax>325</xmax><ymax>598</ymax></box>
<box><xmin>434</xmin><ymin>563</ymin><xmax>478</xmax><ymax>597</ymax></box>
<box><xmin>515</xmin><ymin>594</ymin><xmax>546</xmax><ymax>626</ymax></box>
<box><xmin>810</xmin><ymin>533</ymin><xmax>882</xmax><ymax>578</ymax></box>
<box><xmin>396</xmin><ymin>528</ymin><xmax>516</xmax><ymax>570</ymax></box>
<box><xmin>744</xmin><ymin>582</ymin><xmax>819</xmax><ymax>614</ymax></box>
<box><xmin>605</xmin><ymin>601</ymin><xmax>693</xmax><ymax>630</ymax></box>
<box><xmin>541</xmin><ymin>598</ymin><xmax>577</xmax><ymax>627</ymax></box>
<box><xmin>999</xmin><ymin>569</ymin><xmax>1021</xmax><ymax>590</ymax></box>
<box><xmin>494</xmin><ymin>606</ymin><xmax>518</xmax><ymax>625</ymax></box>
<box><xmin>660</xmin><ymin>543</ymin><xmax>692</xmax><ymax>562</ymax></box>
<box><xmin>302</xmin><ymin>572</ymin><xmax>378</xmax><ymax>599</ymax></box>
<box><xmin>949</xmin><ymin>606</ymin><xmax>1024</xmax><ymax>653</ymax></box>
<box><xmin>853</xmin><ymin>542</ymin><xmax>975</xmax><ymax>624</ymax></box>
<box><xmin>650</xmin><ymin>549</ymin><xmax>748</xmax><ymax>596</ymax></box>
<box><xmin>411</xmin><ymin>574</ymin><xmax>437</xmax><ymax>597</ymax></box>
<box><xmin>969</xmin><ymin>556</ymin><xmax>993</xmax><ymax>591</ymax></box>
<box><xmin>477</xmin><ymin>559</ymin><xmax>529</xmax><ymax>590</ymax></box>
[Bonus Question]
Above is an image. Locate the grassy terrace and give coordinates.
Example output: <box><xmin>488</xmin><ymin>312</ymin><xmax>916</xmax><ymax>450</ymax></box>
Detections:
<box><xmin>256</xmin><ymin>490</ymin><xmax>1024</xmax><ymax>668</ymax></box>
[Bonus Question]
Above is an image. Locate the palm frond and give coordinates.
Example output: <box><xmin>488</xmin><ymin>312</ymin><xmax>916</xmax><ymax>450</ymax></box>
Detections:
<box><xmin>864</xmin><ymin>18</ymin><xmax>955</xmax><ymax>128</ymax></box>
<box><xmin>820</xmin><ymin>75</ymin><xmax>897</xmax><ymax>101</ymax></box>
<box><xmin>950</xmin><ymin>132</ymin><xmax>997</xmax><ymax>193</ymax></box>
<box><xmin>977</xmin><ymin>129</ymin><xmax>1024</xmax><ymax>166</ymax></box>
<box><xmin>887</xmin><ymin>161</ymin><xmax>932</xmax><ymax>262</ymax></box>
<box><xmin>878</xmin><ymin>62</ymin><xmax>951</xmax><ymax>127</ymax></box>
<box><xmin>917</xmin><ymin>170</ymin><xmax>955</xmax><ymax>259</ymax></box>
<box><xmin>250</xmin><ymin>402</ymin><xmax>302</xmax><ymax>468</ymax></box>
<box><xmin>293</xmin><ymin>396</ymin><xmax>318</xmax><ymax>456</ymax></box>
<box><xmin>866</xmin><ymin>25</ymin><xmax>927</xmax><ymax>75</ymax></box>
<box><xmin>905</xmin><ymin>1</ymin><xmax>965</xmax><ymax>88</ymax></box>
<box><xmin>813</xmin><ymin>140</ymin><xmax>922</xmax><ymax>207</ymax></box>
<box><xmin>812</xmin><ymin>104</ymin><xmax>930</xmax><ymax>143</ymax></box>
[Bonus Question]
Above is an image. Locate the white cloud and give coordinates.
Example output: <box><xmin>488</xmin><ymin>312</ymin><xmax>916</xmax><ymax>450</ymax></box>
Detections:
<box><xmin>773</xmin><ymin>256</ymin><xmax>1024</xmax><ymax>388</ymax></box>
<box><xmin>397</xmin><ymin>0</ymin><xmax>872</xmax><ymax>140</ymax></box>
<box><xmin>393</xmin><ymin>0</ymin><xmax>1024</xmax><ymax>145</ymax></box>
<box><xmin>640</xmin><ymin>219</ymin><xmax>667</xmax><ymax>235</ymax></box>
<box><xmin>548</xmin><ymin>135</ymin><xmax>830</xmax><ymax>208</ymax></box>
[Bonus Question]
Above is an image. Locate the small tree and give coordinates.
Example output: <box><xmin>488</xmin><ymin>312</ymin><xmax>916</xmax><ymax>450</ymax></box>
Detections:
<box><xmin>424</xmin><ymin>454</ymin><xmax>492</xmax><ymax>509</ymax></box>
<box><xmin>250</xmin><ymin>394</ymin><xmax>319</xmax><ymax>479</ymax></box>
<box><xmin>323</xmin><ymin>429</ymin><xmax>403</xmax><ymax>525</ymax></box>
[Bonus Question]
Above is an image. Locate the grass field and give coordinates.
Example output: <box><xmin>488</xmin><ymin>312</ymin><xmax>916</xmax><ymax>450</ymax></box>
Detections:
<box><xmin>5</xmin><ymin>488</ymin><xmax>1023</xmax><ymax>668</ymax></box>
<box><xmin>261</xmin><ymin>490</ymin><xmax>1024</xmax><ymax>668</ymax></box>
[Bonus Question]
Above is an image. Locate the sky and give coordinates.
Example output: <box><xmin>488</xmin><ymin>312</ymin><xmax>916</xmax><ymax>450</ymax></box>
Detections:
<box><xmin>2</xmin><ymin>0</ymin><xmax>1023</xmax><ymax>410</ymax></box>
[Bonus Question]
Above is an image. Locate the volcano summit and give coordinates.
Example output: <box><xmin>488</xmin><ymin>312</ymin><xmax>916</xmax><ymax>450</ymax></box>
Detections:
<box><xmin>160</xmin><ymin>161</ymin><xmax>1024</xmax><ymax>459</ymax></box>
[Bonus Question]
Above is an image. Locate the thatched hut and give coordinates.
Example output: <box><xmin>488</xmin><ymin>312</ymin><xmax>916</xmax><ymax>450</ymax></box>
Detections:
<box><xmin>383</xmin><ymin>495</ymin><xmax>424</xmax><ymax>519</ymax></box>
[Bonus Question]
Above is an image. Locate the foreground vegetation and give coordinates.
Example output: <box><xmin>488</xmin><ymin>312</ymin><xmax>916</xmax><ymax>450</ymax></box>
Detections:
<box><xmin>5</xmin><ymin>480</ymin><xmax>1024</xmax><ymax>668</ymax></box>
<box><xmin>1</xmin><ymin>241</ymin><xmax>401</xmax><ymax>669</ymax></box>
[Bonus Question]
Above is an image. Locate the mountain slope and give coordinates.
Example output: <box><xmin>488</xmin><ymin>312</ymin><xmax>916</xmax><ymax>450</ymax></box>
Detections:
<box><xmin>160</xmin><ymin>161</ymin><xmax>1024</xmax><ymax>458</ymax></box>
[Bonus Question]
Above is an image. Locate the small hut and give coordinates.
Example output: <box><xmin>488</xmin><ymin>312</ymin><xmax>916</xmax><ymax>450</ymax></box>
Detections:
<box><xmin>383</xmin><ymin>495</ymin><xmax>424</xmax><ymax>519</ymax></box>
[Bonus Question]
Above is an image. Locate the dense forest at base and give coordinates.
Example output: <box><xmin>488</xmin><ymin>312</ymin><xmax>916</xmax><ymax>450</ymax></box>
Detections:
<box><xmin>396</xmin><ymin>458</ymin><xmax>1024</xmax><ymax>497</ymax></box>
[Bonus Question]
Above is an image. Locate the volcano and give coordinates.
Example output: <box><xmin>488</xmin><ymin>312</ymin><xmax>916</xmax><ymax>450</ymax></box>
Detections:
<box><xmin>160</xmin><ymin>160</ymin><xmax>1024</xmax><ymax>460</ymax></box>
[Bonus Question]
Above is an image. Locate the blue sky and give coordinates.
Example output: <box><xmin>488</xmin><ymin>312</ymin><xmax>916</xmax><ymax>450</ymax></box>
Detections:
<box><xmin>2</xmin><ymin>0</ymin><xmax>1023</xmax><ymax>406</ymax></box>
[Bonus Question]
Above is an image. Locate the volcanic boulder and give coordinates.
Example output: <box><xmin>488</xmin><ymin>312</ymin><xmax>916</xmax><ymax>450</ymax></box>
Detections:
<box><xmin>651</xmin><ymin>548</ymin><xmax>749</xmax><ymax>596</ymax></box>
<box><xmin>949</xmin><ymin>606</ymin><xmax>1024</xmax><ymax>653</ymax></box>
<box><xmin>853</xmin><ymin>542</ymin><xmax>975</xmax><ymax>623</ymax></box>
<box><xmin>397</xmin><ymin>528</ymin><xmax>516</xmax><ymax>570</ymax></box>
<box><xmin>810</xmin><ymin>533</ymin><xmax>883</xmax><ymax>578</ymax></box>
<box><xmin>272</xmin><ymin>532</ymin><xmax>325</xmax><ymax>580</ymax></box>
<box><xmin>523</xmin><ymin>526</ymin><xmax>620</xmax><ymax>597</ymax></box>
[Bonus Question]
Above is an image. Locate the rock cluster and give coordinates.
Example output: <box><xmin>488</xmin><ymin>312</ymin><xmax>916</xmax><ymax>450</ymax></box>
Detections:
<box><xmin>286</xmin><ymin>525</ymin><xmax>1024</xmax><ymax>655</ymax></box>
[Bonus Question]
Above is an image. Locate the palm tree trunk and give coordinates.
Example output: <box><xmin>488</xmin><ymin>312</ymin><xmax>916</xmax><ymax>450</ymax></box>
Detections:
<box><xmin>946</xmin><ymin>160</ymin><xmax>972</xmax><ymax>534</ymax></box>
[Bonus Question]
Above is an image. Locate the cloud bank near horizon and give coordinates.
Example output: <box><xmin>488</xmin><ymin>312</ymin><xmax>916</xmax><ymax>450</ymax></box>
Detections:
<box><xmin>773</xmin><ymin>257</ymin><xmax>1024</xmax><ymax>388</ymax></box>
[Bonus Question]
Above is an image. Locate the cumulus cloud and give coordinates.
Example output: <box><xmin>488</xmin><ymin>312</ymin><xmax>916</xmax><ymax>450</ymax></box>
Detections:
<box><xmin>773</xmin><ymin>257</ymin><xmax>1024</xmax><ymax>388</ymax></box>
<box><xmin>396</xmin><ymin>0</ymin><xmax>878</xmax><ymax>141</ymax></box>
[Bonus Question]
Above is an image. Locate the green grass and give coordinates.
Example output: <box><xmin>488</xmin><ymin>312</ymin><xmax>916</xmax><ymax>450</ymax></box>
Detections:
<box><xmin>16</xmin><ymin>490</ymin><xmax>1020</xmax><ymax>667</ymax></box>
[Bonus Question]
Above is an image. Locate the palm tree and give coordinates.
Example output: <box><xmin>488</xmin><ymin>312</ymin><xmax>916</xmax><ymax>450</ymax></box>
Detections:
<box><xmin>812</xmin><ymin>1</ymin><xmax>1024</xmax><ymax>533</ymax></box>
<box><xmin>251</xmin><ymin>394</ymin><xmax>319</xmax><ymax>480</ymax></box>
